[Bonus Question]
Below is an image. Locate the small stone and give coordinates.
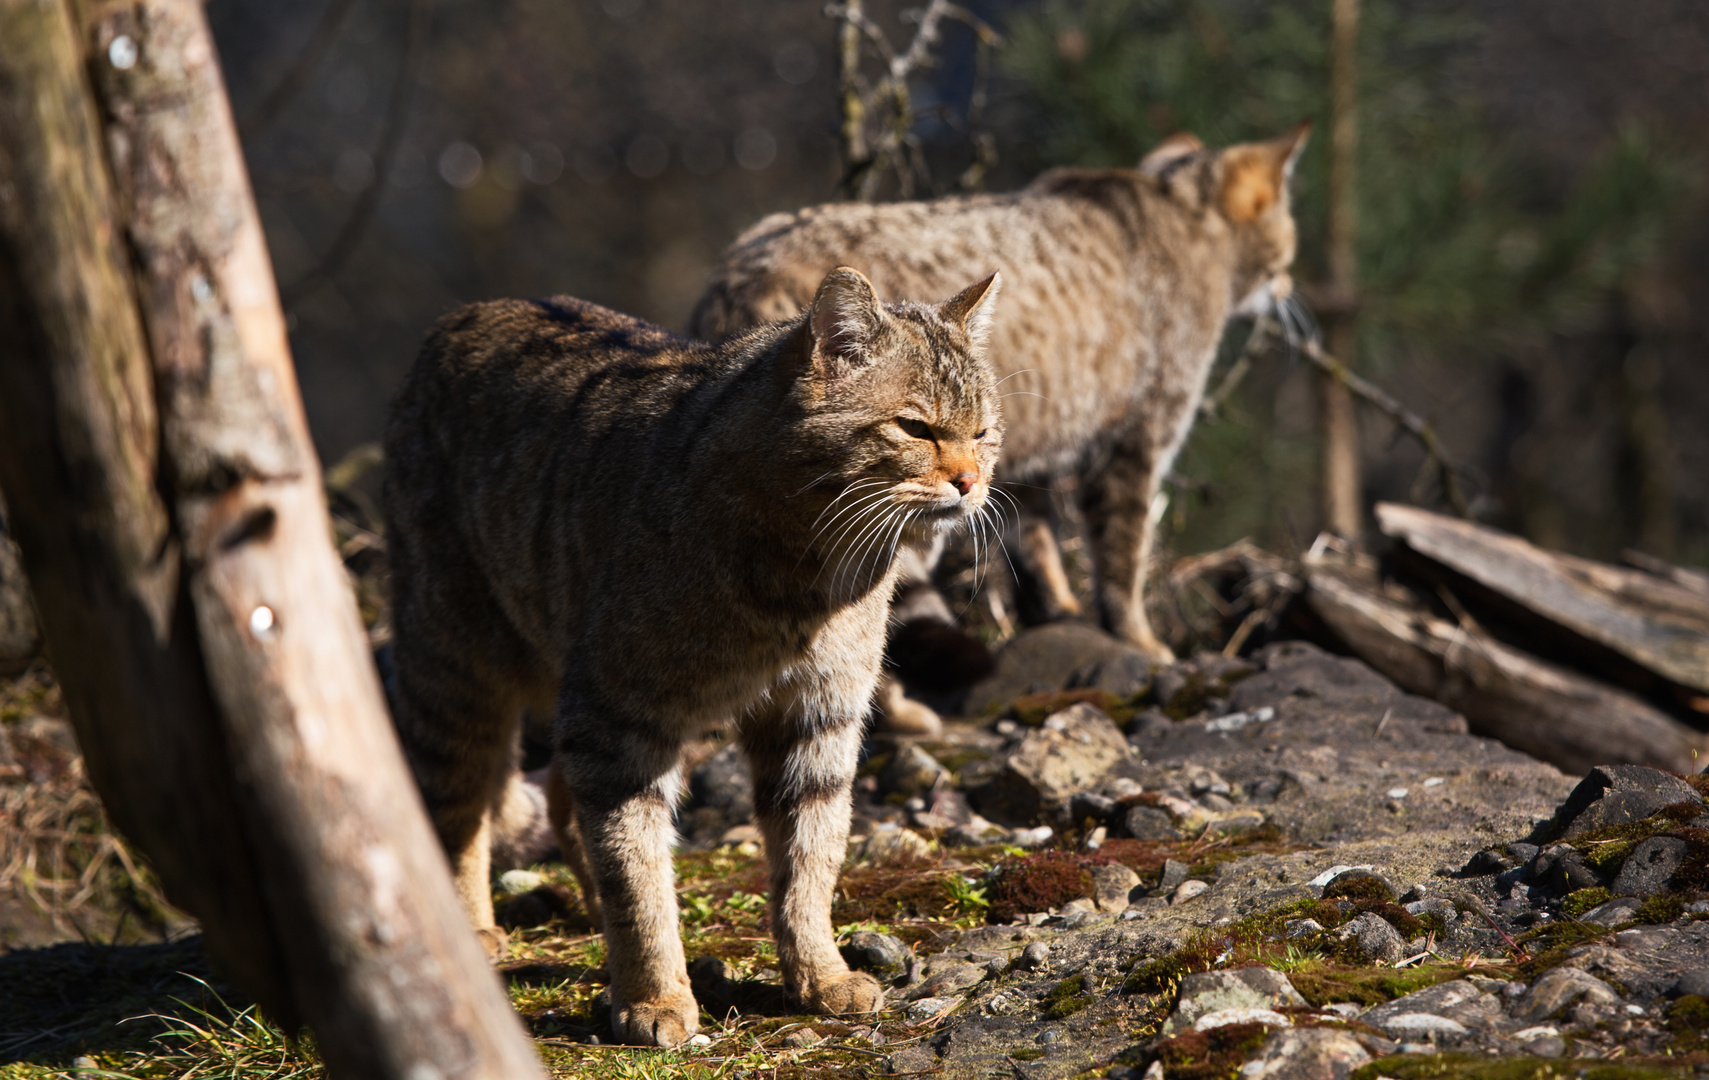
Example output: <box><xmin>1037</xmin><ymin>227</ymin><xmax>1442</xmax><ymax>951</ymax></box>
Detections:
<box><xmin>496</xmin><ymin>868</ymin><xmax>547</xmax><ymax>897</ymax></box>
<box><xmin>1238</xmin><ymin>1027</ymin><xmax>1372</xmax><ymax>1080</ymax></box>
<box><xmin>1164</xmin><ymin>967</ymin><xmax>1308</xmax><ymax>1034</ymax></box>
<box><xmin>904</xmin><ymin>996</ymin><xmax>961</xmax><ymax>1022</ymax></box>
<box><xmin>1194</xmin><ymin>1007</ymin><xmax>1291</xmax><ymax>1031</ymax></box>
<box><xmin>1018</xmin><ymin>943</ymin><xmax>1050</xmax><ymax>970</ymax></box>
<box><xmin>886</xmin><ymin>1045</ymin><xmax>938</xmax><ymax>1073</ymax></box>
<box><xmin>1093</xmin><ymin>864</ymin><xmax>1143</xmax><ymax>912</ymax></box>
<box><xmin>1159</xmin><ymin>858</ymin><xmax>1190</xmax><ymax>892</ymax></box>
<box><xmin>685</xmin><ymin>1033</ymin><xmax>713</xmax><ymax>1048</ymax></box>
<box><xmin>1334</xmin><ymin>913</ymin><xmax>1405</xmax><ymax>963</ymax></box>
<box><xmin>968</xmin><ymin>703</ymin><xmax>1134</xmax><ymax>825</ymax></box>
<box><xmin>1386</xmin><ymin>787</ymin><xmax>1409</xmax><ymax>800</ymax></box>
<box><xmin>1579</xmin><ymin>897</ymin><xmax>1643</xmax><ymax>927</ymax></box>
<box><xmin>1084</xmin><ymin>826</ymin><xmax>1109</xmax><ymax>851</ymax></box>
<box><xmin>1361</xmin><ymin>979</ymin><xmax>1500</xmax><ymax>1036</ymax></box>
<box><xmin>1036</xmin><ymin>1028</ymin><xmax>1063</xmax><ymax>1044</ymax></box>
<box><xmin>854</xmin><ymin>824</ymin><xmax>932</xmax><ymax>864</ymax></box>
<box><xmin>1671</xmin><ymin>968</ymin><xmax>1709</xmax><ymax>997</ymax></box>
<box><xmin>1378</xmin><ymin>1014</ymin><xmax>1467</xmax><ymax>1039</ymax></box>
<box><xmin>1305</xmin><ymin>864</ymin><xmax>1374</xmax><ymax>888</ymax></box>
<box><xmin>907</xmin><ymin>962</ymin><xmax>986</xmax><ymax>1000</ymax></box>
<box><xmin>1514</xmin><ymin>967</ymin><xmax>1618</xmax><ymax>1023</ymax></box>
<box><xmin>1060</xmin><ymin>898</ymin><xmax>1098</xmax><ymax>915</ymax></box>
<box><xmin>1172</xmin><ymin>880</ymin><xmax>1210</xmax><ymax>904</ymax></box>
<box><xmin>1059</xmin><ymin>910</ymin><xmax>1113</xmax><ymax>930</ymax></box>
<box><xmin>1284</xmin><ymin>918</ymin><xmax>1325</xmax><ymax>938</ymax></box>
<box><xmin>1008</xmin><ymin>825</ymin><xmax>1055</xmax><ymax>849</ymax></box>
<box><xmin>1611</xmin><ymin>836</ymin><xmax>1689</xmax><ymax>897</ymax></box>
<box><xmin>782</xmin><ymin>1027</ymin><xmax>823</xmax><ymax>1047</ymax></box>
<box><xmin>1072</xmin><ymin>791</ymin><xmax>1119</xmax><ymax>823</ymax></box>
<box><xmin>1127</xmin><ymin>806</ymin><xmax>1182</xmax><ymax>840</ymax></box>
<box><xmin>843</xmin><ymin>930</ymin><xmax>911</xmax><ymax>983</ymax></box>
<box><xmin>882</xmin><ymin>744</ymin><xmax>951</xmax><ymax>798</ymax></box>
<box><xmin>719</xmin><ymin>823</ymin><xmax>763</xmax><ymax>847</ymax></box>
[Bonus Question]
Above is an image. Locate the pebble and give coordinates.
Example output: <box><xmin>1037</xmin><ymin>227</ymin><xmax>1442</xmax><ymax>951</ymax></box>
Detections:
<box><xmin>1194</xmin><ymin>1007</ymin><xmax>1291</xmax><ymax>1031</ymax></box>
<box><xmin>685</xmin><ymin>1033</ymin><xmax>713</xmax><ymax>1048</ymax></box>
<box><xmin>1305</xmin><ymin>864</ymin><xmax>1373</xmax><ymax>888</ymax></box>
<box><xmin>781</xmin><ymin>1027</ymin><xmax>823</xmax><ymax>1048</ymax></box>
<box><xmin>1008</xmin><ymin>825</ymin><xmax>1055</xmax><ymax>849</ymax></box>
<box><xmin>1019</xmin><ymin>942</ymin><xmax>1051</xmax><ymax>970</ymax></box>
<box><xmin>1284</xmin><ymin>918</ymin><xmax>1324</xmax><ymax>938</ymax></box>
<box><xmin>905</xmin><ymin>996</ymin><xmax>962</xmax><ymax>1022</ymax></box>
<box><xmin>496</xmin><ymin>868</ymin><xmax>547</xmax><ymax>896</ymax></box>
<box><xmin>1386</xmin><ymin>787</ymin><xmax>1409</xmax><ymax>800</ymax></box>
<box><xmin>1515</xmin><ymin>967</ymin><xmax>1618</xmax><ymax>1023</ymax></box>
<box><xmin>1424</xmin><ymin>777</ymin><xmax>1445</xmax><ymax>787</ymax></box>
<box><xmin>1379</xmin><ymin>1013</ymin><xmax>1468</xmax><ymax>1039</ymax></box>
<box><xmin>1172</xmin><ymin>880</ymin><xmax>1210</xmax><ymax>904</ymax></box>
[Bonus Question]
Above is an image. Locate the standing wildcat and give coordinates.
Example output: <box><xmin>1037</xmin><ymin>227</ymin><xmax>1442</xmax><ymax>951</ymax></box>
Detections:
<box><xmin>384</xmin><ymin>267</ymin><xmax>1001</xmax><ymax>1046</ymax></box>
<box><xmin>695</xmin><ymin>126</ymin><xmax>1308</xmax><ymax>660</ymax></box>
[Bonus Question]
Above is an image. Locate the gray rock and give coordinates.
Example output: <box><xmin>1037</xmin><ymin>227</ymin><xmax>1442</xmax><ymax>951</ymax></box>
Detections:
<box><xmin>1361</xmin><ymin>980</ymin><xmax>1501</xmax><ymax>1036</ymax></box>
<box><xmin>1172</xmin><ymin>880</ymin><xmax>1210</xmax><ymax>904</ymax></box>
<box><xmin>1514</xmin><ymin>967</ymin><xmax>1619</xmax><ymax>1023</ymax></box>
<box><xmin>1159</xmin><ymin>858</ymin><xmax>1189</xmax><ymax>892</ymax></box>
<box><xmin>1125</xmin><ymin>805</ymin><xmax>1182</xmax><ymax>841</ymax></box>
<box><xmin>1671</xmin><ymin>969</ymin><xmax>1709</xmax><ymax>998</ymax></box>
<box><xmin>964</xmin><ymin>623</ymin><xmax>1144</xmax><ymax>716</ymax></box>
<box><xmin>1164</xmin><ymin>967</ymin><xmax>1307</xmax><ymax>1034</ymax></box>
<box><xmin>904</xmin><ymin>997</ymin><xmax>961</xmax><ymax>1022</ymax></box>
<box><xmin>1334</xmin><ymin>913</ymin><xmax>1406</xmax><ymax>963</ymax></box>
<box><xmin>1551</xmin><ymin>765</ymin><xmax>1704</xmax><ymax>841</ymax></box>
<box><xmin>886</xmin><ymin>1045</ymin><xmax>938</xmax><ymax>1073</ymax></box>
<box><xmin>1579</xmin><ymin>897</ymin><xmax>1643</xmax><ymax>927</ymax></box>
<box><xmin>1226</xmin><ymin>642</ymin><xmax>1402</xmax><ymax>713</ymax></box>
<box><xmin>906</xmin><ymin>961</ymin><xmax>986</xmax><ymax>1000</ymax></box>
<box><xmin>1067</xmin><ymin>651</ymin><xmax>1155</xmax><ymax>698</ymax></box>
<box><xmin>843</xmin><ymin>931</ymin><xmax>911</xmax><ymax>984</ymax></box>
<box><xmin>1284</xmin><ymin>918</ymin><xmax>1325</xmax><ymax>938</ymax></box>
<box><xmin>852</xmin><ymin>825</ymin><xmax>931</xmax><ymax>864</ymax></box>
<box><xmin>1093</xmin><ymin>864</ymin><xmax>1143</xmax><ymax>912</ymax></box>
<box><xmin>882</xmin><ymin>744</ymin><xmax>951</xmax><ymax>798</ymax></box>
<box><xmin>1377</xmin><ymin>1014</ymin><xmax>1468</xmax><ymax>1040</ymax></box>
<box><xmin>1018</xmin><ymin>942</ymin><xmax>1050</xmax><ymax>971</ymax></box>
<box><xmin>968</xmin><ymin>703</ymin><xmax>1134</xmax><ymax>826</ymax></box>
<box><xmin>1611</xmin><ymin>836</ymin><xmax>1689</xmax><ymax>897</ymax></box>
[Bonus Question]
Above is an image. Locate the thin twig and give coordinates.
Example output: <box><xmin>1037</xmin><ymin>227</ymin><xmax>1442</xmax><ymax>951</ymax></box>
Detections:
<box><xmin>238</xmin><ymin>0</ymin><xmax>361</xmax><ymax>139</ymax></box>
<box><xmin>281</xmin><ymin>0</ymin><xmax>429</xmax><ymax>305</ymax></box>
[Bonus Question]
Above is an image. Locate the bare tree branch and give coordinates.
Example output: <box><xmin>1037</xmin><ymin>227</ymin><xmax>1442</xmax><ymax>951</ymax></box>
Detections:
<box><xmin>238</xmin><ymin>0</ymin><xmax>360</xmax><ymax>139</ymax></box>
<box><xmin>281</xmin><ymin>0</ymin><xmax>428</xmax><ymax>305</ymax></box>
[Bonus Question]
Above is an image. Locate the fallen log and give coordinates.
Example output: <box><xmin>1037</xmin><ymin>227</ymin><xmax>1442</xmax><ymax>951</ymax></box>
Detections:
<box><xmin>1375</xmin><ymin>503</ymin><xmax>1709</xmax><ymax>705</ymax></box>
<box><xmin>1305</xmin><ymin>560</ymin><xmax>1706</xmax><ymax>775</ymax></box>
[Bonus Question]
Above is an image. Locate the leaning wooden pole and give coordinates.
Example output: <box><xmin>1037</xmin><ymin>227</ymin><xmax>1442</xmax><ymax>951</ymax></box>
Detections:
<box><xmin>0</xmin><ymin>1</ymin><xmax>546</xmax><ymax>1076</ymax></box>
<box><xmin>1320</xmin><ymin>0</ymin><xmax>1363</xmax><ymax>540</ymax></box>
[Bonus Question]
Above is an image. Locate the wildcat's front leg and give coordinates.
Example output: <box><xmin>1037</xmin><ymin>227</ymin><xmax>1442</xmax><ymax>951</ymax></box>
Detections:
<box><xmin>558</xmin><ymin>710</ymin><xmax>698</xmax><ymax>1047</ymax></box>
<box><xmin>741</xmin><ymin>704</ymin><xmax>883</xmax><ymax>1015</ymax></box>
<box><xmin>1080</xmin><ymin>431</ymin><xmax>1176</xmax><ymax>662</ymax></box>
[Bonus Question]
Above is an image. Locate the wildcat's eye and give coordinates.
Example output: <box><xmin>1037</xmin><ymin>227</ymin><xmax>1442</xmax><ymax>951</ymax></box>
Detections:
<box><xmin>975</xmin><ymin>429</ymin><xmax>989</xmax><ymax>440</ymax></box>
<box><xmin>896</xmin><ymin>417</ymin><xmax>933</xmax><ymax>441</ymax></box>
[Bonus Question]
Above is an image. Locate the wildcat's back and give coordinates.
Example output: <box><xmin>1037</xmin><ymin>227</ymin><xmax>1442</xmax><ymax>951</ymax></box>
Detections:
<box><xmin>694</xmin><ymin>128</ymin><xmax>1307</xmax><ymax>656</ymax></box>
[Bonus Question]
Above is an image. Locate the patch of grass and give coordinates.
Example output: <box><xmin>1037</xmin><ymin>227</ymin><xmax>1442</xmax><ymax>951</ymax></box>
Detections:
<box><xmin>1289</xmin><ymin>964</ymin><xmax>1477</xmax><ymax>1008</ymax></box>
<box><xmin>79</xmin><ymin>974</ymin><xmax>323</xmax><ymax>1079</ymax></box>
<box><xmin>1041</xmin><ymin>973</ymin><xmax>1096</xmax><ymax>1020</ymax></box>
<box><xmin>1350</xmin><ymin>1052</ymin><xmax>1689</xmax><ymax>1080</ymax></box>
<box><xmin>1665</xmin><ymin>994</ymin><xmax>1709</xmax><ymax>1055</ymax></box>
<box><xmin>987</xmin><ymin>850</ymin><xmax>1109</xmax><ymax>922</ymax></box>
<box><xmin>942</xmin><ymin>873</ymin><xmax>989</xmax><ymax>919</ymax></box>
<box><xmin>1514</xmin><ymin>921</ymin><xmax>1614</xmax><ymax>979</ymax></box>
<box><xmin>1570</xmin><ymin>804</ymin><xmax>1706</xmax><ymax>875</ymax></box>
<box><xmin>1634</xmin><ymin>892</ymin><xmax>1685</xmax><ymax>925</ymax></box>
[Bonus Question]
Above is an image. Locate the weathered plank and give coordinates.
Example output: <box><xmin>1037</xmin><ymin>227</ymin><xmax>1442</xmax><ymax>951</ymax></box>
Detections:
<box><xmin>1376</xmin><ymin>502</ymin><xmax>1709</xmax><ymax>695</ymax></box>
<box><xmin>1306</xmin><ymin>563</ymin><xmax>1706</xmax><ymax>775</ymax></box>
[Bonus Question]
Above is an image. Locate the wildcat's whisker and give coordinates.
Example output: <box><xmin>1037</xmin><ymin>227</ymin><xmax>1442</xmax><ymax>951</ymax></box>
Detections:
<box><xmin>803</xmin><ymin>477</ymin><xmax>888</xmax><ymax>541</ymax></box>
<box><xmin>992</xmin><ymin>368</ymin><xmax>1040</xmax><ymax>388</ymax></box>
<box><xmin>805</xmin><ymin>482</ymin><xmax>895</xmax><ymax>554</ymax></box>
<box><xmin>818</xmin><ymin>499</ymin><xmax>895</xmax><ymax>591</ymax></box>
<box><xmin>1000</xmin><ymin>391</ymin><xmax>1049</xmax><ymax>402</ymax></box>
<box><xmin>788</xmin><ymin>468</ymin><xmax>842</xmax><ymax>499</ymax></box>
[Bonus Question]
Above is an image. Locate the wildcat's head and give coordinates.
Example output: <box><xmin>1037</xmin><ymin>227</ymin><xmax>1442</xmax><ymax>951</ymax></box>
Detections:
<box><xmin>788</xmin><ymin>266</ymin><xmax>1004</xmax><ymax>579</ymax></box>
<box><xmin>1142</xmin><ymin>123</ymin><xmax>1311</xmax><ymax>319</ymax></box>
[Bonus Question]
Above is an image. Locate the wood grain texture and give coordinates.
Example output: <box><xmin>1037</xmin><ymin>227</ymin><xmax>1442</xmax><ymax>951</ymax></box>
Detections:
<box><xmin>1376</xmin><ymin>502</ymin><xmax>1709</xmax><ymax>694</ymax></box>
<box><xmin>1306</xmin><ymin>563</ymin><xmax>1705</xmax><ymax>775</ymax></box>
<box><xmin>0</xmin><ymin>1</ymin><xmax>546</xmax><ymax>1075</ymax></box>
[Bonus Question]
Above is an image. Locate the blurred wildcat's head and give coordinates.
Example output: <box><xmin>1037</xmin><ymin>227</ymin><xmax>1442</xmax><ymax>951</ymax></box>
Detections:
<box><xmin>786</xmin><ymin>266</ymin><xmax>1004</xmax><ymax>588</ymax></box>
<box><xmin>1141</xmin><ymin>123</ymin><xmax>1312</xmax><ymax>320</ymax></box>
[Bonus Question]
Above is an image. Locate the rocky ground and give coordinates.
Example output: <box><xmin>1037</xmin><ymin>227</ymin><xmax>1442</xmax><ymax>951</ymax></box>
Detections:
<box><xmin>7</xmin><ymin>625</ymin><xmax>1709</xmax><ymax>1079</ymax></box>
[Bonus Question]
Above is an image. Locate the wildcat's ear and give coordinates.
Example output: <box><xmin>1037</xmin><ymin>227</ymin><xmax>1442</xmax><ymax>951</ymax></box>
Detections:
<box><xmin>940</xmin><ymin>271</ymin><xmax>1002</xmax><ymax>354</ymax></box>
<box><xmin>1218</xmin><ymin>121</ymin><xmax>1312</xmax><ymax>223</ymax></box>
<box><xmin>808</xmin><ymin>266</ymin><xmax>885</xmax><ymax>373</ymax></box>
<box><xmin>1140</xmin><ymin>131</ymin><xmax>1204</xmax><ymax>177</ymax></box>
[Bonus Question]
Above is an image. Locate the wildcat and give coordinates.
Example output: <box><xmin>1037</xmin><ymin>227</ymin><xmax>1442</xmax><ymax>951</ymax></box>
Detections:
<box><xmin>383</xmin><ymin>266</ymin><xmax>1001</xmax><ymax>1046</ymax></box>
<box><xmin>694</xmin><ymin>125</ymin><xmax>1308</xmax><ymax>665</ymax></box>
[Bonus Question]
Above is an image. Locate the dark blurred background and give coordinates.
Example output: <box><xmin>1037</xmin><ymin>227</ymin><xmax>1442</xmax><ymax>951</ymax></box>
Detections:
<box><xmin>209</xmin><ymin>0</ymin><xmax>1709</xmax><ymax>571</ymax></box>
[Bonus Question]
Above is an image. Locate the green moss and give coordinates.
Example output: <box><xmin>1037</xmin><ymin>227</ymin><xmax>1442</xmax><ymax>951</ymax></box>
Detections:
<box><xmin>1321</xmin><ymin>875</ymin><xmax>1395</xmax><ymax>904</ymax></box>
<box><xmin>1006</xmin><ymin>688</ymin><xmax>1137</xmax><ymax>728</ymax></box>
<box><xmin>1154</xmin><ymin>1021</ymin><xmax>1275</xmax><ymax>1080</ymax></box>
<box><xmin>1042</xmin><ymin>973</ymin><xmax>1096</xmax><ymax>1020</ymax></box>
<box><xmin>1571</xmin><ymin>803</ymin><xmax>1706</xmax><ymax>874</ymax></box>
<box><xmin>1350</xmin><ymin>1053</ymin><xmax>1689</xmax><ymax>1080</ymax></box>
<box><xmin>1009</xmin><ymin>1046</ymin><xmax>1046</xmax><ymax>1061</ymax></box>
<box><xmin>1634</xmin><ymin>892</ymin><xmax>1685</xmax><ymax>924</ymax></box>
<box><xmin>1289</xmin><ymin>965</ymin><xmax>1477</xmax><ymax>1008</ymax></box>
<box><xmin>1561</xmin><ymin>887</ymin><xmax>1612</xmax><ymax>919</ymax></box>
<box><xmin>1666</xmin><ymin>994</ymin><xmax>1709</xmax><ymax>1054</ymax></box>
<box><xmin>988</xmin><ymin>850</ymin><xmax>1106</xmax><ymax>923</ymax></box>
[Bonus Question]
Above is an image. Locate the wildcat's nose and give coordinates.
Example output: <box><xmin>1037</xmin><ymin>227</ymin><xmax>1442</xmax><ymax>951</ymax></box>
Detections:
<box><xmin>949</xmin><ymin>471</ymin><xmax>977</xmax><ymax>496</ymax></box>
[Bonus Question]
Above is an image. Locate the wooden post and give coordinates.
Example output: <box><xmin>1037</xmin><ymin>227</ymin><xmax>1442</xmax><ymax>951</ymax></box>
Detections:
<box><xmin>0</xmin><ymin>1</ymin><xmax>546</xmax><ymax>1076</ymax></box>
<box><xmin>1321</xmin><ymin>0</ymin><xmax>1362</xmax><ymax>540</ymax></box>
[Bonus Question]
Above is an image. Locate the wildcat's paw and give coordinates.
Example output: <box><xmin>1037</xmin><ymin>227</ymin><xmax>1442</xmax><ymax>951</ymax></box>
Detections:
<box><xmin>474</xmin><ymin>925</ymin><xmax>510</xmax><ymax>959</ymax></box>
<box><xmin>612</xmin><ymin>986</ymin><xmax>700</xmax><ymax>1047</ymax></box>
<box><xmin>797</xmin><ymin>970</ymin><xmax>884</xmax><ymax>1015</ymax></box>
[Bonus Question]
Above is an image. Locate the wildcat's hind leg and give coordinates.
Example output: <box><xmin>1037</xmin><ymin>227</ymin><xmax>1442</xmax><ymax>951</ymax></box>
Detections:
<box><xmin>544</xmin><ymin>763</ymin><xmax>602</xmax><ymax>925</ymax></box>
<box><xmin>740</xmin><ymin>698</ymin><xmax>882</xmax><ymax>1015</ymax></box>
<box><xmin>557</xmin><ymin>695</ymin><xmax>697</xmax><ymax>1047</ymax></box>
<box><xmin>1080</xmin><ymin>430</ymin><xmax>1176</xmax><ymax>661</ymax></box>
<box><xmin>1005</xmin><ymin>480</ymin><xmax>1083</xmax><ymax>625</ymax></box>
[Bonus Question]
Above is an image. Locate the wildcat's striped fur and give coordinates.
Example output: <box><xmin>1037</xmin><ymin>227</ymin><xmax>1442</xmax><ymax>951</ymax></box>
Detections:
<box><xmin>384</xmin><ymin>267</ymin><xmax>1001</xmax><ymax>1046</ymax></box>
<box><xmin>695</xmin><ymin>127</ymin><xmax>1308</xmax><ymax>660</ymax></box>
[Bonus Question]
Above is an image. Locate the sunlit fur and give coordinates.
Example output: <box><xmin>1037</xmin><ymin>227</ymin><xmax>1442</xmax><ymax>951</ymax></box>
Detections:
<box><xmin>694</xmin><ymin>127</ymin><xmax>1308</xmax><ymax>659</ymax></box>
<box><xmin>383</xmin><ymin>267</ymin><xmax>1000</xmax><ymax>1047</ymax></box>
